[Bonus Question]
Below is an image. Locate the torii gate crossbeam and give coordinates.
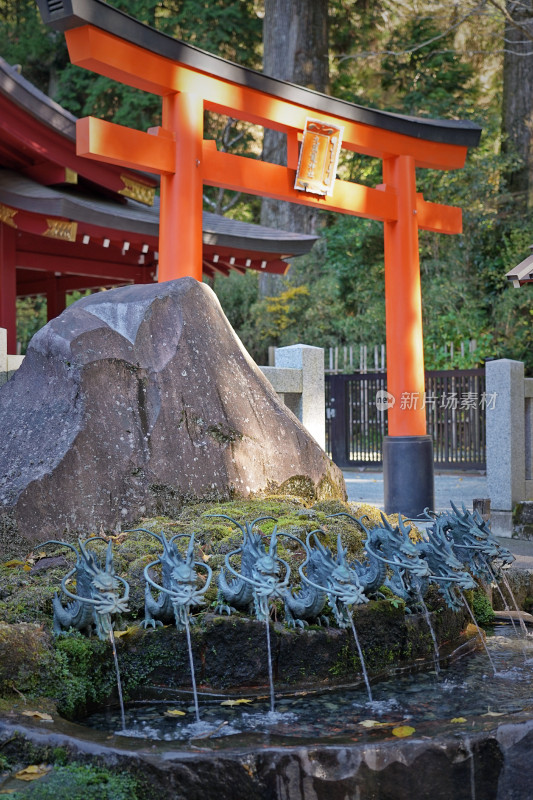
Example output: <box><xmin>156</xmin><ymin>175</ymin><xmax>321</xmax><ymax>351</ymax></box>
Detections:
<box><xmin>36</xmin><ymin>0</ymin><xmax>482</xmax><ymax>517</ymax></box>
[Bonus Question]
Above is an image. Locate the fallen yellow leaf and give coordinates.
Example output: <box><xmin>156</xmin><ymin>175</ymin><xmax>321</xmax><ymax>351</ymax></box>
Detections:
<box><xmin>2</xmin><ymin>560</ymin><xmax>25</xmax><ymax>568</ymax></box>
<box><xmin>465</xmin><ymin>623</ymin><xmax>485</xmax><ymax>639</ymax></box>
<box><xmin>15</xmin><ymin>764</ymin><xmax>52</xmax><ymax>781</ymax></box>
<box><xmin>113</xmin><ymin>626</ymin><xmax>138</xmax><ymax>638</ymax></box>
<box><xmin>451</xmin><ymin>717</ymin><xmax>467</xmax><ymax>723</ymax></box>
<box><xmin>221</xmin><ymin>698</ymin><xmax>253</xmax><ymax>707</ymax></box>
<box><xmin>392</xmin><ymin>726</ymin><xmax>415</xmax><ymax>738</ymax></box>
<box><xmin>359</xmin><ymin>719</ymin><xmax>392</xmax><ymax>728</ymax></box>
<box><xmin>164</xmin><ymin>709</ymin><xmax>186</xmax><ymax>717</ymax></box>
<box><xmin>21</xmin><ymin>711</ymin><xmax>53</xmax><ymax>722</ymax></box>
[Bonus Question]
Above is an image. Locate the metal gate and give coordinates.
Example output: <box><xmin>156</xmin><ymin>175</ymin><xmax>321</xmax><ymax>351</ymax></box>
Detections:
<box><xmin>326</xmin><ymin>369</ymin><xmax>486</xmax><ymax>470</ymax></box>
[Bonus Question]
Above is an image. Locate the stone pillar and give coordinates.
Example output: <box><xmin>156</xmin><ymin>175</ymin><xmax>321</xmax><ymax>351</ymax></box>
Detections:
<box><xmin>274</xmin><ymin>344</ymin><xmax>325</xmax><ymax>450</ymax></box>
<box><xmin>486</xmin><ymin>358</ymin><xmax>525</xmax><ymax>536</ymax></box>
<box><xmin>0</xmin><ymin>327</ymin><xmax>23</xmax><ymax>386</ymax></box>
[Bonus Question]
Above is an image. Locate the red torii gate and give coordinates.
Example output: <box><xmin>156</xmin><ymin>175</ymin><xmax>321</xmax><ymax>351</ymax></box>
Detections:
<box><xmin>37</xmin><ymin>0</ymin><xmax>481</xmax><ymax>516</ymax></box>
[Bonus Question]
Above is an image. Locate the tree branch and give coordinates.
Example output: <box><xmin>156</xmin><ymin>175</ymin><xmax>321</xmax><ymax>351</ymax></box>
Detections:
<box><xmin>335</xmin><ymin>1</ymin><xmax>487</xmax><ymax>63</ymax></box>
<box><xmin>222</xmin><ymin>192</ymin><xmax>242</xmax><ymax>213</ymax></box>
<box><xmin>485</xmin><ymin>0</ymin><xmax>533</xmax><ymax>42</ymax></box>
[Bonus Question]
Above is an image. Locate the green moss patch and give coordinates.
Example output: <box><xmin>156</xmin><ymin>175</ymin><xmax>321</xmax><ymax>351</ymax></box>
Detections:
<box><xmin>3</xmin><ymin>763</ymin><xmax>143</xmax><ymax>800</ymax></box>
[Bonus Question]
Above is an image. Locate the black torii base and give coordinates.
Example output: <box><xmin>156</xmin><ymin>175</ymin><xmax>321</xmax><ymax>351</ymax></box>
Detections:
<box><xmin>383</xmin><ymin>435</ymin><xmax>435</xmax><ymax>520</ymax></box>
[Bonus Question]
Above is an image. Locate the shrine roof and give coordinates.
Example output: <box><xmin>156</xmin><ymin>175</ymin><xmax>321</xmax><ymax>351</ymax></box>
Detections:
<box><xmin>505</xmin><ymin>254</ymin><xmax>533</xmax><ymax>287</ymax></box>
<box><xmin>37</xmin><ymin>0</ymin><xmax>482</xmax><ymax>148</ymax></box>
<box><xmin>0</xmin><ymin>56</ymin><xmax>76</xmax><ymax>139</ymax></box>
<box><xmin>0</xmin><ymin>170</ymin><xmax>317</xmax><ymax>256</ymax></box>
<box><xmin>0</xmin><ymin>56</ymin><xmax>157</xmax><ymax>199</ymax></box>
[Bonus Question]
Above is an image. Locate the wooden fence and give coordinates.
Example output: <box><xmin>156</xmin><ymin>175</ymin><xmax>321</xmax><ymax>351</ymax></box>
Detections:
<box><xmin>324</xmin><ymin>340</ymin><xmax>478</xmax><ymax>374</ymax></box>
<box><xmin>326</xmin><ymin>368</ymin><xmax>486</xmax><ymax>470</ymax></box>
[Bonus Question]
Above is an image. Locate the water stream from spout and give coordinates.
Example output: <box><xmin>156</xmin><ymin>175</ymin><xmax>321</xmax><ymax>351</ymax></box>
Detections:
<box><xmin>416</xmin><ymin>590</ymin><xmax>441</xmax><ymax>676</ymax></box>
<box><xmin>499</xmin><ymin>570</ymin><xmax>530</xmax><ymax>638</ymax></box>
<box><xmin>109</xmin><ymin>627</ymin><xmax>126</xmax><ymax>731</ymax></box>
<box><xmin>483</xmin><ymin>559</ymin><xmax>529</xmax><ymax>665</ymax></box>
<box><xmin>184</xmin><ymin>614</ymin><xmax>200</xmax><ymax>724</ymax></box>
<box><xmin>265</xmin><ymin>615</ymin><xmax>276</xmax><ymax>713</ymax></box>
<box><xmin>484</xmin><ymin>561</ymin><xmax>521</xmax><ymax>639</ymax></box>
<box><xmin>349</xmin><ymin>614</ymin><xmax>373</xmax><ymax>703</ymax></box>
<box><xmin>459</xmin><ymin>589</ymin><xmax>498</xmax><ymax>676</ymax></box>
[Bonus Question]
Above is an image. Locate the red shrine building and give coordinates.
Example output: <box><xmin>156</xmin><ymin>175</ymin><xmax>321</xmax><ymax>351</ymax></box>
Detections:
<box><xmin>0</xmin><ymin>57</ymin><xmax>317</xmax><ymax>353</ymax></box>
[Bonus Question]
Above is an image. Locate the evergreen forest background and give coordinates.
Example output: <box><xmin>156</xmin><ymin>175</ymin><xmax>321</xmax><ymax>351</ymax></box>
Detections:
<box><xmin>2</xmin><ymin>0</ymin><xmax>532</xmax><ymax>371</ymax></box>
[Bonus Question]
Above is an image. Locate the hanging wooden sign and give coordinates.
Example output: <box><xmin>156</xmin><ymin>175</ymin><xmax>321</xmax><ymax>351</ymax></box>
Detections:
<box><xmin>294</xmin><ymin>118</ymin><xmax>344</xmax><ymax>197</ymax></box>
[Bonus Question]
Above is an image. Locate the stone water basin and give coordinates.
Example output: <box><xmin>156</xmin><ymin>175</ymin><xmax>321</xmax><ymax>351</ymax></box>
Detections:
<box><xmin>86</xmin><ymin>625</ymin><xmax>533</xmax><ymax>746</ymax></box>
<box><xmin>2</xmin><ymin>626</ymin><xmax>533</xmax><ymax>799</ymax></box>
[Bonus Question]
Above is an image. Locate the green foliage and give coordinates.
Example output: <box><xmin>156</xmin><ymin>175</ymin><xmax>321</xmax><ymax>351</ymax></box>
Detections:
<box><xmin>160</xmin><ymin>0</ymin><xmax>262</xmax><ymax>67</ymax></box>
<box><xmin>416</xmin><ymin>110</ymin><xmax>533</xmax><ymax>372</ymax></box>
<box><xmin>380</xmin><ymin>16</ymin><xmax>476</xmax><ymax>118</ymax></box>
<box><xmin>213</xmin><ymin>222</ymin><xmax>387</xmax><ymax>364</ymax></box>
<box><xmin>328</xmin><ymin>0</ymin><xmax>388</xmax><ymax>107</ymax></box>
<box><xmin>6</xmin><ymin>762</ymin><xmax>142</xmax><ymax>800</ymax></box>
<box><xmin>209</xmin><ymin>269</ymin><xmax>260</xmax><ymax>334</ymax></box>
<box><xmin>0</xmin><ymin>0</ymin><xmax>261</xmax><ymax>130</ymax></box>
<box><xmin>55</xmin><ymin>68</ymin><xmax>161</xmax><ymax>130</ymax></box>
<box><xmin>16</xmin><ymin>297</ymin><xmax>47</xmax><ymax>355</ymax></box>
<box><xmin>0</xmin><ymin>0</ymin><xmax>68</xmax><ymax>95</ymax></box>
<box><xmin>49</xmin><ymin>634</ymin><xmax>115</xmax><ymax>719</ymax></box>
<box><xmin>242</xmin><ymin>285</ymin><xmax>312</xmax><ymax>361</ymax></box>
<box><xmin>471</xmin><ymin>590</ymin><xmax>495</xmax><ymax>628</ymax></box>
<box><xmin>54</xmin><ymin>0</ymin><xmax>261</xmax><ymax>124</ymax></box>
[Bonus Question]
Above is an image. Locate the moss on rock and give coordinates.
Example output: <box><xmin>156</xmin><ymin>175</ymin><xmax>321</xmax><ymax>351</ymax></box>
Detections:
<box><xmin>0</xmin><ymin>623</ymin><xmax>55</xmax><ymax>695</ymax></box>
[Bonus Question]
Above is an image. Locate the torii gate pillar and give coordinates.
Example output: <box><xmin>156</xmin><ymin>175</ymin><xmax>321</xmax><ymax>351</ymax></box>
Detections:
<box><xmin>383</xmin><ymin>154</ymin><xmax>434</xmax><ymax>516</ymax></box>
<box><xmin>159</xmin><ymin>91</ymin><xmax>203</xmax><ymax>282</ymax></box>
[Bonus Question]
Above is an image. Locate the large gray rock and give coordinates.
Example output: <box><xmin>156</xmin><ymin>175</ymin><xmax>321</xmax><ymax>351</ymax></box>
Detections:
<box><xmin>0</xmin><ymin>278</ymin><xmax>345</xmax><ymax>552</ymax></box>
